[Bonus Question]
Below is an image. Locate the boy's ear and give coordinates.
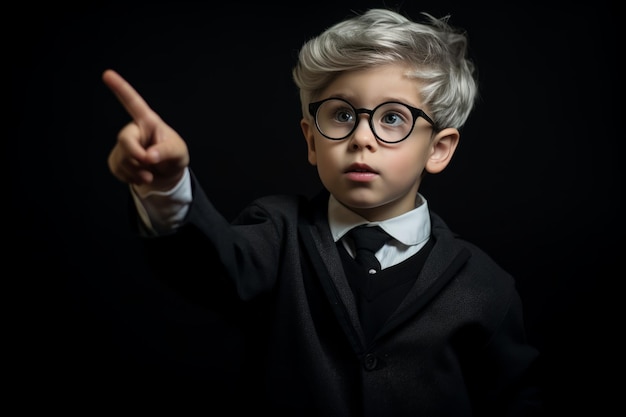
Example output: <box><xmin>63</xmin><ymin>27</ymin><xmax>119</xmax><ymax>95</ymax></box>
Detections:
<box><xmin>300</xmin><ymin>118</ymin><xmax>317</xmax><ymax>166</ymax></box>
<box><xmin>425</xmin><ymin>128</ymin><xmax>460</xmax><ymax>174</ymax></box>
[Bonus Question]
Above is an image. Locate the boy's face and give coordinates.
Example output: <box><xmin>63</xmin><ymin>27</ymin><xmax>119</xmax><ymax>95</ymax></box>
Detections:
<box><xmin>301</xmin><ymin>64</ymin><xmax>460</xmax><ymax>221</ymax></box>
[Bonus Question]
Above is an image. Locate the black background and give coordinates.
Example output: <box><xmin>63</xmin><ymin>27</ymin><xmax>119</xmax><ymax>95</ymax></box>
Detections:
<box><xmin>10</xmin><ymin>1</ymin><xmax>621</xmax><ymax>413</ymax></box>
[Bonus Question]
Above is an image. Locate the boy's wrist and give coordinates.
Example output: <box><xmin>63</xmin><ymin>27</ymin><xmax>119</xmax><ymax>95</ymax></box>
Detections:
<box><xmin>132</xmin><ymin>170</ymin><xmax>188</xmax><ymax>199</ymax></box>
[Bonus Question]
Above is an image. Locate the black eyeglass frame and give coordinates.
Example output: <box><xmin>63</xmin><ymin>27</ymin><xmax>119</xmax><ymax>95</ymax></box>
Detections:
<box><xmin>308</xmin><ymin>97</ymin><xmax>438</xmax><ymax>144</ymax></box>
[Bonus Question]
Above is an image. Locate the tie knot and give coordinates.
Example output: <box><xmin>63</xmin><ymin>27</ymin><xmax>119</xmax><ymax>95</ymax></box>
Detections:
<box><xmin>349</xmin><ymin>225</ymin><xmax>391</xmax><ymax>256</ymax></box>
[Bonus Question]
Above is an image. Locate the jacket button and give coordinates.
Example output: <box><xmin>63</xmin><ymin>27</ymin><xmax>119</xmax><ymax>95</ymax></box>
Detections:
<box><xmin>363</xmin><ymin>353</ymin><xmax>378</xmax><ymax>371</ymax></box>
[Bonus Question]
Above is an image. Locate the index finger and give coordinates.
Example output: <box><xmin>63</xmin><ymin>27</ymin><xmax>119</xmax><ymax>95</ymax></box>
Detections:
<box><xmin>102</xmin><ymin>69</ymin><xmax>155</xmax><ymax>122</ymax></box>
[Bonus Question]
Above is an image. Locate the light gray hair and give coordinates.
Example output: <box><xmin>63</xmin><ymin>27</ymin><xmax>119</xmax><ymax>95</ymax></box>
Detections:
<box><xmin>292</xmin><ymin>8</ymin><xmax>478</xmax><ymax>130</ymax></box>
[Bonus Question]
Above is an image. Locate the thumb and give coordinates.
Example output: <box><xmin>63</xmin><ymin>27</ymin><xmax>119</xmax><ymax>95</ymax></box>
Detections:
<box><xmin>143</xmin><ymin>123</ymin><xmax>190</xmax><ymax>169</ymax></box>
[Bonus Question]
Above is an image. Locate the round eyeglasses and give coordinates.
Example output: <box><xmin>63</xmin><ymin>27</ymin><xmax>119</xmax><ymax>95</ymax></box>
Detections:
<box><xmin>308</xmin><ymin>98</ymin><xmax>437</xmax><ymax>144</ymax></box>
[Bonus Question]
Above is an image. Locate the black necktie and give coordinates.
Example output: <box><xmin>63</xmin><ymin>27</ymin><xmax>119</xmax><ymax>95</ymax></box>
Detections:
<box><xmin>348</xmin><ymin>225</ymin><xmax>392</xmax><ymax>275</ymax></box>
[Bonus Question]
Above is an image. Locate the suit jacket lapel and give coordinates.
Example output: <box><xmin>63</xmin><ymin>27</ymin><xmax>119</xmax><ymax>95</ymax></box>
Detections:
<box><xmin>377</xmin><ymin>214</ymin><xmax>471</xmax><ymax>340</ymax></box>
<box><xmin>298</xmin><ymin>191</ymin><xmax>368</xmax><ymax>353</ymax></box>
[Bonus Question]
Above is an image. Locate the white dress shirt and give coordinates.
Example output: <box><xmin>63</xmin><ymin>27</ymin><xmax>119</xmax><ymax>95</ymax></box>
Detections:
<box><xmin>328</xmin><ymin>193</ymin><xmax>431</xmax><ymax>269</ymax></box>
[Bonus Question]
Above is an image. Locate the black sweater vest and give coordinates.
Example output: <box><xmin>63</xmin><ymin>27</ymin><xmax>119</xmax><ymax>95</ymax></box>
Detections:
<box><xmin>338</xmin><ymin>237</ymin><xmax>435</xmax><ymax>341</ymax></box>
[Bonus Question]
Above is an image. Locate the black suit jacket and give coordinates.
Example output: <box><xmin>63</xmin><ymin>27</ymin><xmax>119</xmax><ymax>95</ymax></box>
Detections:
<box><xmin>140</xmin><ymin>172</ymin><xmax>543</xmax><ymax>416</ymax></box>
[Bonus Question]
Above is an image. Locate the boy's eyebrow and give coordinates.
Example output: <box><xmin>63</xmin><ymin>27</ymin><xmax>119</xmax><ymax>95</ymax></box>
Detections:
<box><xmin>323</xmin><ymin>95</ymin><xmax>423</xmax><ymax>109</ymax></box>
<box><xmin>318</xmin><ymin>92</ymin><xmax>353</xmax><ymax>101</ymax></box>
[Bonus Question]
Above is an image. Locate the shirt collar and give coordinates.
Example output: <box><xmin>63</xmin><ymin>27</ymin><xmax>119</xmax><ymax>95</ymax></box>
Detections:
<box><xmin>328</xmin><ymin>193</ymin><xmax>431</xmax><ymax>246</ymax></box>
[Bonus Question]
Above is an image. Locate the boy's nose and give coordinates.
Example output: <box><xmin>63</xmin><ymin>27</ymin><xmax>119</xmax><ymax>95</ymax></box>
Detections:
<box><xmin>349</xmin><ymin>115</ymin><xmax>378</xmax><ymax>150</ymax></box>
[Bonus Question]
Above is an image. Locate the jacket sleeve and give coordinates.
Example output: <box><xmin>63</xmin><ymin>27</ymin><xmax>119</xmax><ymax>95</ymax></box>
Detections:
<box><xmin>467</xmin><ymin>287</ymin><xmax>545</xmax><ymax>416</ymax></box>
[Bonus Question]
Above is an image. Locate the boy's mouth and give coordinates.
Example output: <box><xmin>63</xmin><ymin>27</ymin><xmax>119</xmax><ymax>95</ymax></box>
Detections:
<box><xmin>345</xmin><ymin>163</ymin><xmax>377</xmax><ymax>174</ymax></box>
<box><xmin>345</xmin><ymin>163</ymin><xmax>379</xmax><ymax>182</ymax></box>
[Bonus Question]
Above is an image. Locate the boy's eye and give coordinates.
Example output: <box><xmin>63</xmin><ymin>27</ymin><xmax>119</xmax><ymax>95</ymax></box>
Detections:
<box><xmin>335</xmin><ymin>109</ymin><xmax>355</xmax><ymax>123</ymax></box>
<box><xmin>381</xmin><ymin>112</ymin><xmax>403</xmax><ymax>126</ymax></box>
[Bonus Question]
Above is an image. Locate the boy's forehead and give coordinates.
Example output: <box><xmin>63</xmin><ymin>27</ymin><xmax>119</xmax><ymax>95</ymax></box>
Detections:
<box><xmin>319</xmin><ymin>64</ymin><xmax>424</xmax><ymax>107</ymax></box>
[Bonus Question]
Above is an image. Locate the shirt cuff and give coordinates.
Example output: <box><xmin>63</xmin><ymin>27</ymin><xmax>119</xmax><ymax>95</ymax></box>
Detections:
<box><xmin>130</xmin><ymin>169</ymin><xmax>192</xmax><ymax>235</ymax></box>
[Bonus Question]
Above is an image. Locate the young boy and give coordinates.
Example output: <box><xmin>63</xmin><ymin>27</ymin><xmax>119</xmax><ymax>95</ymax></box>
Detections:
<box><xmin>104</xmin><ymin>8</ymin><xmax>543</xmax><ymax>416</ymax></box>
